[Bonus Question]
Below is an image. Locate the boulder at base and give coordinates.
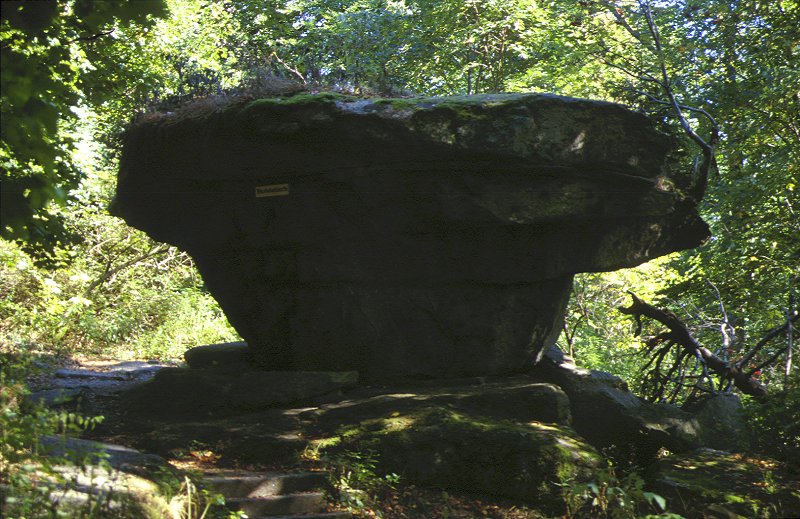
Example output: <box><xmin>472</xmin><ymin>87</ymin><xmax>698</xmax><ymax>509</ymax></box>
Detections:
<box><xmin>647</xmin><ymin>448</ymin><xmax>800</xmax><ymax>519</ymax></box>
<box><xmin>184</xmin><ymin>341</ymin><xmax>251</xmax><ymax>372</ymax></box>
<box><xmin>122</xmin><ymin>367</ymin><xmax>359</xmax><ymax>418</ymax></box>
<box><xmin>533</xmin><ymin>345</ymin><xmax>747</xmax><ymax>462</ymax></box>
<box><xmin>113</xmin><ymin>92</ymin><xmax>709</xmax><ymax>378</ymax></box>
<box><xmin>312</xmin><ymin>396</ymin><xmax>602</xmax><ymax>515</ymax></box>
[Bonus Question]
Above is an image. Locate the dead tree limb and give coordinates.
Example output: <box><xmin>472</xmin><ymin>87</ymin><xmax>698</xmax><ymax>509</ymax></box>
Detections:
<box><xmin>737</xmin><ymin>312</ymin><xmax>800</xmax><ymax>373</ymax></box>
<box><xmin>619</xmin><ymin>293</ymin><xmax>768</xmax><ymax>397</ymax></box>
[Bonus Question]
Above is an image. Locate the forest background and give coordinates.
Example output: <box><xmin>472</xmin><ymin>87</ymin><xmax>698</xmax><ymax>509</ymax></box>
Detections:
<box><xmin>1</xmin><ymin>0</ymin><xmax>798</xmax><ymax>465</ymax></box>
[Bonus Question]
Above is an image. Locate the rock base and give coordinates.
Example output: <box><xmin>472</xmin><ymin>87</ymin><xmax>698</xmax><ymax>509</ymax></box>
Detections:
<box><xmin>123</xmin><ymin>367</ymin><xmax>358</xmax><ymax>419</ymax></box>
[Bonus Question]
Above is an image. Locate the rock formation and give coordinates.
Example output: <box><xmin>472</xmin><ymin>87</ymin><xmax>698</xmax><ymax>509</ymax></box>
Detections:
<box><xmin>113</xmin><ymin>92</ymin><xmax>709</xmax><ymax>378</ymax></box>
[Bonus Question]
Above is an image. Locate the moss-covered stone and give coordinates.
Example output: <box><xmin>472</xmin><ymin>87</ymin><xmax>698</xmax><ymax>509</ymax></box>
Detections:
<box><xmin>33</xmin><ymin>436</ymin><xmax>185</xmax><ymax>519</ymax></box>
<box><xmin>317</xmin><ymin>405</ymin><xmax>601</xmax><ymax>515</ymax></box>
<box><xmin>648</xmin><ymin>448</ymin><xmax>800</xmax><ymax>518</ymax></box>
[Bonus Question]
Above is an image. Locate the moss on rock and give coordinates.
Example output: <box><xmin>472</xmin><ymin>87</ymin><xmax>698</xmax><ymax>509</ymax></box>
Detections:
<box><xmin>648</xmin><ymin>448</ymin><xmax>800</xmax><ymax>518</ymax></box>
<box><xmin>319</xmin><ymin>406</ymin><xmax>602</xmax><ymax>516</ymax></box>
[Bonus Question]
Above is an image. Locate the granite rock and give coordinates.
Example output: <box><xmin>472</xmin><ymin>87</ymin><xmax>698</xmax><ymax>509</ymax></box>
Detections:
<box><xmin>114</xmin><ymin>93</ymin><xmax>709</xmax><ymax>378</ymax></box>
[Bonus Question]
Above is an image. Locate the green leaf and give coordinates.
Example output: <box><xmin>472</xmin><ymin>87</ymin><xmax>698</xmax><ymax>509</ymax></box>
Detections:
<box><xmin>643</xmin><ymin>491</ymin><xmax>667</xmax><ymax>511</ymax></box>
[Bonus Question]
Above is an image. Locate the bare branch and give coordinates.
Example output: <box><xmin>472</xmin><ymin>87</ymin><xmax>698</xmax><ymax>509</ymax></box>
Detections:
<box><xmin>640</xmin><ymin>1</ymin><xmax>711</xmax><ymax>153</ymax></box>
<box><xmin>619</xmin><ymin>293</ymin><xmax>767</xmax><ymax>397</ymax></box>
<box><xmin>269</xmin><ymin>52</ymin><xmax>307</xmax><ymax>84</ymax></box>
<box><xmin>84</xmin><ymin>244</ymin><xmax>172</xmax><ymax>296</ymax></box>
<box><xmin>708</xmin><ymin>281</ymin><xmax>734</xmax><ymax>360</ymax></box>
<box><xmin>67</xmin><ymin>29</ymin><xmax>115</xmax><ymax>44</ymax></box>
<box><xmin>599</xmin><ymin>0</ymin><xmax>645</xmax><ymax>42</ymax></box>
<box><xmin>629</xmin><ymin>88</ymin><xmax>719</xmax><ymax>129</ymax></box>
<box><xmin>736</xmin><ymin>312</ymin><xmax>800</xmax><ymax>369</ymax></box>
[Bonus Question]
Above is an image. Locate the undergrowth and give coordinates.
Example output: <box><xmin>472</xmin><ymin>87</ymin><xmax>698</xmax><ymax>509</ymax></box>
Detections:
<box><xmin>316</xmin><ymin>447</ymin><xmax>685</xmax><ymax>519</ymax></box>
<box><xmin>0</xmin><ymin>348</ymin><xmax>230</xmax><ymax>518</ymax></box>
<box><xmin>0</xmin><ymin>238</ymin><xmax>239</xmax><ymax>361</ymax></box>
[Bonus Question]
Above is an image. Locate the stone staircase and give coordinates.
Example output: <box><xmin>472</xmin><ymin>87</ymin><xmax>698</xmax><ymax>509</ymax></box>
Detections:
<box><xmin>203</xmin><ymin>470</ymin><xmax>351</xmax><ymax>519</ymax></box>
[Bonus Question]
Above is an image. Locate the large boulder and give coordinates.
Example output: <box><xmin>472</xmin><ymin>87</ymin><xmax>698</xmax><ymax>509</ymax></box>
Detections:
<box><xmin>533</xmin><ymin>346</ymin><xmax>705</xmax><ymax>462</ymax></box>
<box><xmin>305</xmin><ymin>379</ymin><xmax>599</xmax><ymax>515</ymax></box>
<box><xmin>647</xmin><ymin>448</ymin><xmax>800</xmax><ymax>518</ymax></box>
<box><xmin>533</xmin><ymin>346</ymin><xmax>754</xmax><ymax>464</ymax></box>
<box><xmin>684</xmin><ymin>393</ymin><xmax>749</xmax><ymax>452</ymax></box>
<box><xmin>332</xmin><ymin>408</ymin><xmax>601</xmax><ymax>516</ymax></box>
<box><xmin>113</xmin><ymin>92</ymin><xmax>708</xmax><ymax>378</ymax></box>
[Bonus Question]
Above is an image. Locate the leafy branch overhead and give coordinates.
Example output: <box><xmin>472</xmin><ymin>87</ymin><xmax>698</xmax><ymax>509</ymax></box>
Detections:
<box><xmin>0</xmin><ymin>0</ymin><xmax>166</xmax><ymax>252</ymax></box>
<box><xmin>601</xmin><ymin>0</ymin><xmax>720</xmax><ymax>200</ymax></box>
<box><xmin>619</xmin><ymin>293</ymin><xmax>799</xmax><ymax>403</ymax></box>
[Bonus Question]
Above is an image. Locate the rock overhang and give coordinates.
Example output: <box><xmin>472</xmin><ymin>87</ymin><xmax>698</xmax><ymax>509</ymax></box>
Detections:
<box><xmin>113</xmin><ymin>92</ymin><xmax>709</xmax><ymax>378</ymax></box>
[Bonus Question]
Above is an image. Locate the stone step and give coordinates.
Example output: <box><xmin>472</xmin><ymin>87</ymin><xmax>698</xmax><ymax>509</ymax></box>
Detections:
<box><xmin>205</xmin><ymin>471</ymin><xmax>329</xmax><ymax>498</ymax></box>
<box><xmin>263</xmin><ymin>513</ymin><xmax>351</xmax><ymax>519</ymax></box>
<box><xmin>225</xmin><ymin>492</ymin><xmax>328</xmax><ymax>516</ymax></box>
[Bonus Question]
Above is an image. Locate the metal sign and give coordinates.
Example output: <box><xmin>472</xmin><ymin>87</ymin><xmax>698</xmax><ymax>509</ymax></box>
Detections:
<box><xmin>255</xmin><ymin>183</ymin><xmax>290</xmax><ymax>198</ymax></box>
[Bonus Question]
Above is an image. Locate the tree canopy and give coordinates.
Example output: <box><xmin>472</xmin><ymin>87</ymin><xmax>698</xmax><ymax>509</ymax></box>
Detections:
<box><xmin>1</xmin><ymin>0</ymin><xmax>167</xmax><ymax>252</ymax></box>
<box><xmin>2</xmin><ymin>2</ymin><xmax>799</xmax><ymax>516</ymax></box>
<box><xmin>1</xmin><ymin>0</ymin><xmax>798</xmax><ymax>399</ymax></box>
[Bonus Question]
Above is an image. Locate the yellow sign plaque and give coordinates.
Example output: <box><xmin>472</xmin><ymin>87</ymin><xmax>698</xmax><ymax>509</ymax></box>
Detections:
<box><xmin>255</xmin><ymin>183</ymin><xmax>290</xmax><ymax>198</ymax></box>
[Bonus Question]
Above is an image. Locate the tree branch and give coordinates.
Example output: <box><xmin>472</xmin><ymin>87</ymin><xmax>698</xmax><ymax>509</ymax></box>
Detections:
<box><xmin>629</xmin><ymin>88</ymin><xmax>719</xmax><ymax>129</ymax></box>
<box><xmin>619</xmin><ymin>293</ymin><xmax>767</xmax><ymax>397</ymax></box>
<box><xmin>600</xmin><ymin>0</ymin><xmax>644</xmax><ymax>42</ymax></box>
<box><xmin>638</xmin><ymin>0</ymin><xmax>719</xmax><ymax>200</ymax></box>
<box><xmin>736</xmin><ymin>312</ymin><xmax>800</xmax><ymax>370</ymax></box>
<box><xmin>67</xmin><ymin>29</ymin><xmax>115</xmax><ymax>44</ymax></box>
<box><xmin>83</xmin><ymin>244</ymin><xmax>172</xmax><ymax>296</ymax></box>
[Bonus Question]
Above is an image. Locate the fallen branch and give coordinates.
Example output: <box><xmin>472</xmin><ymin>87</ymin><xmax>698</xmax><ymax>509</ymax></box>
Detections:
<box><xmin>619</xmin><ymin>293</ymin><xmax>767</xmax><ymax>397</ymax></box>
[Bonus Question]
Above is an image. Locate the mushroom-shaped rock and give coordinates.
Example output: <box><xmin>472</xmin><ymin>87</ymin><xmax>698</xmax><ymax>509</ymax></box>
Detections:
<box><xmin>113</xmin><ymin>92</ymin><xmax>708</xmax><ymax>378</ymax></box>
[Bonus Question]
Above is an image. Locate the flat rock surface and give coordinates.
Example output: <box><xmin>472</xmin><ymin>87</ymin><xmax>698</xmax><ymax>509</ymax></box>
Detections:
<box><xmin>31</xmin><ymin>357</ymin><xmax>798</xmax><ymax>518</ymax></box>
<box><xmin>122</xmin><ymin>367</ymin><xmax>359</xmax><ymax>419</ymax></box>
<box><xmin>28</xmin><ymin>358</ymin><xmax>178</xmax><ymax>415</ymax></box>
<box><xmin>648</xmin><ymin>448</ymin><xmax>800</xmax><ymax>519</ymax></box>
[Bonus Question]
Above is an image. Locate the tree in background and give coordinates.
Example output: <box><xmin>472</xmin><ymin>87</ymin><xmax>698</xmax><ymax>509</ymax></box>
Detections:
<box><xmin>561</xmin><ymin>0</ymin><xmax>799</xmax><ymax>394</ymax></box>
<box><xmin>1</xmin><ymin>0</ymin><xmax>166</xmax><ymax>256</ymax></box>
<box><xmin>1</xmin><ymin>0</ymin><xmax>797</xmax><ymax>410</ymax></box>
<box><xmin>1</xmin><ymin>0</ymin><xmax>247</xmax><ymax>359</ymax></box>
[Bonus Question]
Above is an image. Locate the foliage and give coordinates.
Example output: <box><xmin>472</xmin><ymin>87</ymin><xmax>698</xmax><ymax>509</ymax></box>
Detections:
<box><xmin>0</xmin><ymin>103</ymin><xmax>239</xmax><ymax>359</ymax></box>
<box><xmin>742</xmin><ymin>384</ymin><xmax>800</xmax><ymax>471</ymax></box>
<box><xmin>562</xmin><ymin>465</ymin><xmax>682</xmax><ymax>519</ymax></box>
<box><xmin>0</xmin><ymin>0</ymin><xmax>166</xmax><ymax>252</ymax></box>
<box><xmin>169</xmin><ymin>476</ymin><xmax>223</xmax><ymax>519</ymax></box>
<box><xmin>0</xmin><ymin>347</ymin><xmax>109</xmax><ymax>517</ymax></box>
<box><xmin>324</xmin><ymin>449</ymin><xmax>401</xmax><ymax>515</ymax></box>
<box><xmin>0</xmin><ymin>348</ymin><xmax>234</xmax><ymax>518</ymax></box>
<box><xmin>558</xmin><ymin>258</ymin><xmax>683</xmax><ymax>387</ymax></box>
<box><xmin>0</xmin><ymin>235</ymin><xmax>239</xmax><ymax>360</ymax></box>
<box><xmin>556</xmin><ymin>0</ymin><xmax>799</xmax><ymax>403</ymax></box>
<box><xmin>642</xmin><ymin>0</ymin><xmax>800</xmax><ymax>376</ymax></box>
<box><xmin>0</xmin><ymin>1</ymin><xmax>797</xmax><ymax>498</ymax></box>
